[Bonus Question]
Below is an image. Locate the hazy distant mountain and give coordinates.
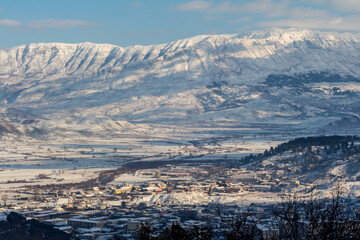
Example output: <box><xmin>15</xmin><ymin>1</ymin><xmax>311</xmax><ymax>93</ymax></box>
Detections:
<box><xmin>1</xmin><ymin>28</ymin><xmax>360</xmax><ymax>135</ymax></box>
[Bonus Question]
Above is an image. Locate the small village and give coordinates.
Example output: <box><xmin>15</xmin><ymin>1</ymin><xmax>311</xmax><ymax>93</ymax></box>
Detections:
<box><xmin>2</xmin><ymin>156</ymin><xmax>359</xmax><ymax>240</ymax></box>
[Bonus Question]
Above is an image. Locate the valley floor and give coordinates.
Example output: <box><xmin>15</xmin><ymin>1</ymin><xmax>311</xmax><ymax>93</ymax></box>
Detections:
<box><xmin>0</xmin><ymin>123</ymin><xmax>357</xmax><ymax>209</ymax></box>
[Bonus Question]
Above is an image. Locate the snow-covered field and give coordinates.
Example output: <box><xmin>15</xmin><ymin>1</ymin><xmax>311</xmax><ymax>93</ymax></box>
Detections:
<box><xmin>0</xmin><ymin>122</ymin><xmax>288</xmax><ymax>169</ymax></box>
<box><xmin>1</xmin><ymin>28</ymin><xmax>360</xmax><ymax>206</ymax></box>
<box><xmin>0</xmin><ymin>121</ymin><xmax>291</xmax><ymax>205</ymax></box>
<box><xmin>0</xmin><ymin>168</ymin><xmax>104</xmax><ymax>189</ymax></box>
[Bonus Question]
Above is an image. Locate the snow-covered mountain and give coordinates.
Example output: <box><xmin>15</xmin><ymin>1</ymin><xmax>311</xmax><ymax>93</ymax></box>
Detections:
<box><xmin>1</xmin><ymin>28</ymin><xmax>360</xmax><ymax>136</ymax></box>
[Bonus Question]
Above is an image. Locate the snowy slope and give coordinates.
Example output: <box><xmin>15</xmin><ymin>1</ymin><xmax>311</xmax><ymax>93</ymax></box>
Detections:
<box><xmin>1</xmin><ymin>28</ymin><xmax>360</xmax><ymax>84</ymax></box>
<box><xmin>1</xmin><ymin>28</ymin><xmax>360</xmax><ymax>133</ymax></box>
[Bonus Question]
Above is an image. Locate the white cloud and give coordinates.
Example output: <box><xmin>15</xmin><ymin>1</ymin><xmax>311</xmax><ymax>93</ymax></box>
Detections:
<box><xmin>174</xmin><ymin>0</ymin><xmax>211</xmax><ymax>11</ymax></box>
<box><xmin>258</xmin><ymin>14</ymin><xmax>360</xmax><ymax>32</ymax></box>
<box><xmin>27</xmin><ymin>19</ymin><xmax>98</xmax><ymax>29</ymax></box>
<box><xmin>0</xmin><ymin>19</ymin><xmax>21</xmax><ymax>27</ymax></box>
<box><xmin>257</xmin><ymin>4</ymin><xmax>360</xmax><ymax>32</ymax></box>
<box><xmin>173</xmin><ymin>0</ymin><xmax>360</xmax><ymax>33</ymax></box>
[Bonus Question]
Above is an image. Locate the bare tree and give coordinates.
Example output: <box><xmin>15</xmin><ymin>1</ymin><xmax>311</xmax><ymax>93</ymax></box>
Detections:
<box><xmin>274</xmin><ymin>183</ymin><xmax>360</xmax><ymax>240</ymax></box>
<box><xmin>273</xmin><ymin>194</ymin><xmax>305</xmax><ymax>240</ymax></box>
<box><xmin>216</xmin><ymin>207</ymin><xmax>263</xmax><ymax>240</ymax></box>
<box><xmin>1</xmin><ymin>194</ymin><xmax>8</xmax><ymax>206</ymax></box>
<box><xmin>303</xmin><ymin>184</ymin><xmax>360</xmax><ymax>240</ymax></box>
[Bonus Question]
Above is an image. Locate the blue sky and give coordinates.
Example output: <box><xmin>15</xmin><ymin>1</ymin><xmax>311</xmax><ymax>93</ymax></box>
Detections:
<box><xmin>0</xmin><ymin>0</ymin><xmax>360</xmax><ymax>48</ymax></box>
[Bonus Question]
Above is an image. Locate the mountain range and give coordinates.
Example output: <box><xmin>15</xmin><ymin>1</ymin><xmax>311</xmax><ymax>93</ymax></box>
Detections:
<box><xmin>1</xmin><ymin>28</ymin><xmax>360</xmax><ymax>137</ymax></box>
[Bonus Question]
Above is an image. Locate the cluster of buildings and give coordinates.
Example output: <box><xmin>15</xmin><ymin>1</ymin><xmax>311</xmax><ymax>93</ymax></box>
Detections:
<box><xmin>0</xmin><ymin>162</ymin><xmax>351</xmax><ymax>239</ymax></box>
<box><xmin>3</xmin><ymin>195</ymin><xmax>360</xmax><ymax>240</ymax></box>
<box><xmin>0</xmin><ymin>201</ymin><xmax>282</xmax><ymax>239</ymax></box>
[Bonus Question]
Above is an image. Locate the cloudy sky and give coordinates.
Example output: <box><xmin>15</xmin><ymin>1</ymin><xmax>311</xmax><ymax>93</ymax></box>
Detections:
<box><xmin>0</xmin><ymin>0</ymin><xmax>359</xmax><ymax>48</ymax></box>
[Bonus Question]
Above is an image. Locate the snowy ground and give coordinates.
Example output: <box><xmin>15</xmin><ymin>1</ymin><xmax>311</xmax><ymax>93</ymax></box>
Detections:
<box><xmin>0</xmin><ymin>168</ymin><xmax>105</xmax><ymax>189</ymax></box>
<box><xmin>0</xmin><ymin>123</ymin><xmax>290</xmax><ymax>170</ymax></box>
<box><xmin>132</xmin><ymin>191</ymin><xmax>281</xmax><ymax>206</ymax></box>
<box><xmin>0</xmin><ymin>122</ymin><xmax>352</xmax><ymax>206</ymax></box>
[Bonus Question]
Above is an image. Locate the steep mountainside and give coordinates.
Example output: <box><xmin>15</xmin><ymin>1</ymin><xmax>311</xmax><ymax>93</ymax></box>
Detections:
<box><xmin>1</xmin><ymin>28</ymin><xmax>360</xmax><ymax>136</ymax></box>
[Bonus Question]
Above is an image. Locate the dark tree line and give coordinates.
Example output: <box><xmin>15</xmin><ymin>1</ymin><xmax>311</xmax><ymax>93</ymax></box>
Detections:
<box><xmin>241</xmin><ymin>135</ymin><xmax>360</xmax><ymax>164</ymax></box>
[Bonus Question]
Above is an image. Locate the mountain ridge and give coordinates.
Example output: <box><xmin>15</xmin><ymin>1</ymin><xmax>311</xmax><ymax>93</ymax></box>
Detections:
<box><xmin>2</xmin><ymin>28</ymin><xmax>360</xmax><ymax>84</ymax></box>
<box><xmin>1</xmin><ymin>28</ymin><xmax>360</xmax><ymax>134</ymax></box>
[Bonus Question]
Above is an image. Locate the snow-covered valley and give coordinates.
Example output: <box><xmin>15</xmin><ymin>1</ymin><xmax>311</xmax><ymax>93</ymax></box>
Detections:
<box><xmin>1</xmin><ymin>28</ymin><xmax>360</xmax><ymax>206</ymax></box>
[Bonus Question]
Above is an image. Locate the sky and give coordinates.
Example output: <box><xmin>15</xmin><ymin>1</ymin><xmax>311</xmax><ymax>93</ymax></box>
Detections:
<box><xmin>0</xmin><ymin>0</ymin><xmax>360</xmax><ymax>48</ymax></box>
